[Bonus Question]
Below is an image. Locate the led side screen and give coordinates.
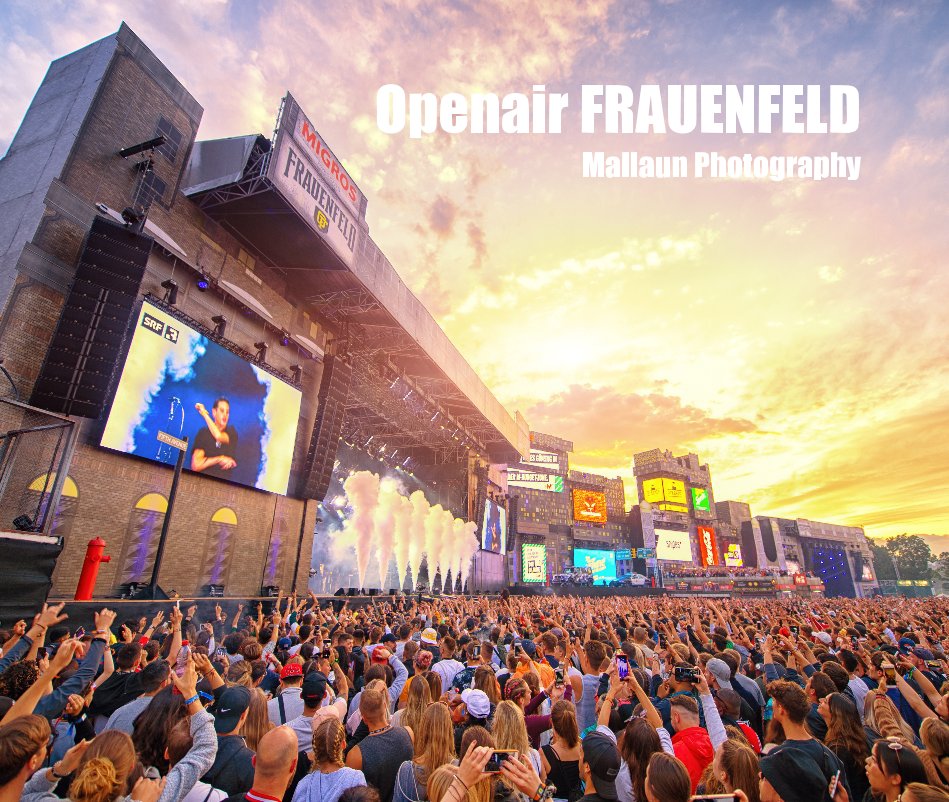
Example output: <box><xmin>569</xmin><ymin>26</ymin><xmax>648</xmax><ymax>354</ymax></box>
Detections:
<box><xmin>101</xmin><ymin>301</ymin><xmax>302</xmax><ymax>495</ymax></box>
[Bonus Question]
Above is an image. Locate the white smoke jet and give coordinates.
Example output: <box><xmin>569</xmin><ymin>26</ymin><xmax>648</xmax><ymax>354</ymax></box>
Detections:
<box><xmin>342</xmin><ymin>470</ymin><xmax>381</xmax><ymax>588</ymax></box>
<box><xmin>437</xmin><ymin>508</ymin><xmax>456</xmax><ymax>586</ymax></box>
<box><xmin>451</xmin><ymin>517</ymin><xmax>466</xmax><ymax>593</ymax></box>
<box><xmin>373</xmin><ymin>479</ymin><xmax>399</xmax><ymax>589</ymax></box>
<box><xmin>392</xmin><ymin>493</ymin><xmax>413</xmax><ymax>590</ymax></box>
<box><xmin>408</xmin><ymin>490</ymin><xmax>429</xmax><ymax>586</ymax></box>
<box><xmin>424</xmin><ymin>503</ymin><xmax>445</xmax><ymax>577</ymax></box>
<box><xmin>458</xmin><ymin>520</ymin><xmax>479</xmax><ymax>588</ymax></box>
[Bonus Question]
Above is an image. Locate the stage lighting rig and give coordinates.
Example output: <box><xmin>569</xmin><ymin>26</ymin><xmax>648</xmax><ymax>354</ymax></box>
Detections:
<box><xmin>279</xmin><ymin>330</ymin><xmax>291</xmax><ymax>346</ymax></box>
<box><xmin>290</xmin><ymin>364</ymin><xmax>303</xmax><ymax>384</ymax></box>
<box><xmin>160</xmin><ymin>279</ymin><xmax>178</xmax><ymax>305</ymax></box>
<box><xmin>254</xmin><ymin>341</ymin><xmax>269</xmax><ymax>362</ymax></box>
<box><xmin>211</xmin><ymin>315</ymin><xmax>227</xmax><ymax>337</ymax></box>
<box><xmin>196</xmin><ymin>273</ymin><xmax>210</xmax><ymax>291</ymax></box>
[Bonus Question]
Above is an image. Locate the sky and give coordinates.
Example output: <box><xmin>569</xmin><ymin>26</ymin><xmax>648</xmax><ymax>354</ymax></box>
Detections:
<box><xmin>1</xmin><ymin>0</ymin><xmax>947</xmax><ymax>544</ymax></box>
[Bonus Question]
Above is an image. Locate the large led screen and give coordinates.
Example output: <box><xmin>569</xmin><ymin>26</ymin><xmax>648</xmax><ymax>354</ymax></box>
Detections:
<box><xmin>481</xmin><ymin>498</ymin><xmax>507</xmax><ymax>554</ymax></box>
<box><xmin>724</xmin><ymin>543</ymin><xmax>743</xmax><ymax>567</ymax></box>
<box><xmin>697</xmin><ymin>525</ymin><xmax>719</xmax><ymax>566</ymax></box>
<box><xmin>642</xmin><ymin>477</ymin><xmax>687</xmax><ymax>510</ymax></box>
<box><xmin>573</xmin><ymin>489</ymin><xmax>607</xmax><ymax>523</ymax></box>
<box><xmin>655</xmin><ymin>528</ymin><xmax>694</xmax><ymax>561</ymax></box>
<box><xmin>573</xmin><ymin>548</ymin><xmax>617</xmax><ymax>585</ymax></box>
<box><xmin>691</xmin><ymin>487</ymin><xmax>711</xmax><ymax>512</ymax></box>
<box><xmin>101</xmin><ymin>301</ymin><xmax>303</xmax><ymax>495</ymax></box>
<box><xmin>508</xmin><ymin>470</ymin><xmax>564</xmax><ymax>493</ymax></box>
<box><xmin>521</xmin><ymin>543</ymin><xmax>547</xmax><ymax>583</ymax></box>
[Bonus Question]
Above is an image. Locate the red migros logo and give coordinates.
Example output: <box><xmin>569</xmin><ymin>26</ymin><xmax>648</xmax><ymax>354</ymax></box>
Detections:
<box><xmin>298</xmin><ymin>119</ymin><xmax>359</xmax><ymax>205</ymax></box>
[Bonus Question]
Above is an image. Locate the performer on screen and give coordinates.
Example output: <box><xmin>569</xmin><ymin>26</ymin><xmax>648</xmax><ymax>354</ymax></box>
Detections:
<box><xmin>484</xmin><ymin>503</ymin><xmax>503</xmax><ymax>552</ymax></box>
<box><xmin>191</xmin><ymin>397</ymin><xmax>238</xmax><ymax>478</ymax></box>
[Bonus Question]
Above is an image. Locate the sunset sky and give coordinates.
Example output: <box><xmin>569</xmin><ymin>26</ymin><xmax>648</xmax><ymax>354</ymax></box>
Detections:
<box><xmin>1</xmin><ymin>1</ymin><xmax>947</xmax><ymax>542</ymax></box>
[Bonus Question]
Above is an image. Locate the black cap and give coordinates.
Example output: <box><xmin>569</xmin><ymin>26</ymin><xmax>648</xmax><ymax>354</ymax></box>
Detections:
<box><xmin>760</xmin><ymin>749</ymin><xmax>829</xmax><ymax>802</ymax></box>
<box><xmin>302</xmin><ymin>671</ymin><xmax>328</xmax><ymax>707</ymax></box>
<box><xmin>381</xmin><ymin>633</ymin><xmax>397</xmax><ymax>645</ymax></box>
<box><xmin>213</xmin><ymin>685</ymin><xmax>251</xmax><ymax>734</ymax></box>
<box><xmin>581</xmin><ymin>731</ymin><xmax>620</xmax><ymax>800</ymax></box>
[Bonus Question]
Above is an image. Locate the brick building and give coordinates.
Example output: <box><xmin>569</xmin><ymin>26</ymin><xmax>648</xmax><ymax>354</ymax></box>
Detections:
<box><xmin>0</xmin><ymin>25</ymin><xmax>525</xmax><ymax>599</ymax></box>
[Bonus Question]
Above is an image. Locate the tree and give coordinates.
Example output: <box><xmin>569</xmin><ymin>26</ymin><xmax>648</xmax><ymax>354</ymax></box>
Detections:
<box><xmin>933</xmin><ymin>551</ymin><xmax>949</xmax><ymax>581</ymax></box>
<box><xmin>870</xmin><ymin>541</ymin><xmax>898</xmax><ymax>581</ymax></box>
<box><xmin>883</xmin><ymin>534</ymin><xmax>932</xmax><ymax>580</ymax></box>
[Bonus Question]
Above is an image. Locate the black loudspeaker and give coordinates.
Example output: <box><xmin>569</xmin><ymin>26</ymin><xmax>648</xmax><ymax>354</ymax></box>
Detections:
<box><xmin>333</xmin><ymin>587</ymin><xmax>346</xmax><ymax>597</ymax></box>
<box><xmin>296</xmin><ymin>355</ymin><xmax>352</xmax><ymax>500</ymax></box>
<box><xmin>0</xmin><ymin>533</ymin><xmax>63</xmax><ymax>624</ymax></box>
<box><xmin>346</xmin><ymin>587</ymin><xmax>358</xmax><ymax>597</ymax></box>
<box><xmin>30</xmin><ymin>216</ymin><xmax>152</xmax><ymax>418</ymax></box>
<box><xmin>367</xmin><ymin>588</ymin><xmax>379</xmax><ymax>597</ymax></box>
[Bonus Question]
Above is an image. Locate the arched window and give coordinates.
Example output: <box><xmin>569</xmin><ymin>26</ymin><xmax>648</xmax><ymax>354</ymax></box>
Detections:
<box><xmin>23</xmin><ymin>473</ymin><xmax>79</xmax><ymax>538</ymax></box>
<box><xmin>199</xmin><ymin>507</ymin><xmax>238</xmax><ymax>590</ymax></box>
<box><xmin>116</xmin><ymin>493</ymin><xmax>168</xmax><ymax>585</ymax></box>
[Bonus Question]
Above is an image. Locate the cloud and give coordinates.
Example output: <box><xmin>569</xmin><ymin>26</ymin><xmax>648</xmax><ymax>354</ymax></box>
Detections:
<box><xmin>818</xmin><ymin>265</ymin><xmax>844</xmax><ymax>283</ymax></box>
<box><xmin>527</xmin><ymin>384</ymin><xmax>756</xmax><ymax>459</ymax></box>
<box><xmin>428</xmin><ymin>194</ymin><xmax>457</xmax><ymax>237</ymax></box>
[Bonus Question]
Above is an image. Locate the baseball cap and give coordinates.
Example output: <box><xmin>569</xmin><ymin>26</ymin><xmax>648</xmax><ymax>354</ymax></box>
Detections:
<box><xmin>461</xmin><ymin>688</ymin><xmax>491</xmax><ymax>719</ymax></box>
<box><xmin>913</xmin><ymin>646</ymin><xmax>935</xmax><ymax>661</ymax></box>
<box><xmin>706</xmin><ymin>658</ymin><xmax>733</xmax><ymax>690</ymax></box>
<box><xmin>371</xmin><ymin>647</ymin><xmax>392</xmax><ymax>665</ymax></box>
<box><xmin>898</xmin><ymin>637</ymin><xmax>917</xmax><ymax>654</ymax></box>
<box><xmin>280</xmin><ymin>662</ymin><xmax>303</xmax><ymax>680</ymax></box>
<box><xmin>521</xmin><ymin>640</ymin><xmax>538</xmax><ymax>658</ymax></box>
<box><xmin>813</xmin><ymin>631</ymin><xmax>832</xmax><ymax>646</ymax></box>
<box><xmin>581</xmin><ymin>730</ymin><xmax>620</xmax><ymax>799</ymax></box>
<box><xmin>277</xmin><ymin>637</ymin><xmax>293</xmax><ymax>650</ymax></box>
<box><xmin>759</xmin><ymin>749</ymin><xmax>829</xmax><ymax>802</ymax></box>
<box><xmin>301</xmin><ymin>672</ymin><xmax>328</xmax><ymax>707</ymax></box>
<box><xmin>213</xmin><ymin>685</ymin><xmax>252</xmax><ymax>733</ymax></box>
<box><xmin>421</xmin><ymin>628</ymin><xmax>438</xmax><ymax>644</ymax></box>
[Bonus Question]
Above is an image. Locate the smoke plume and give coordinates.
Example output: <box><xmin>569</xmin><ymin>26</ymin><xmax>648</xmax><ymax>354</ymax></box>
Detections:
<box><xmin>342</xmin><ymin>471</ymin><xmax>380</xmax><ymax>588</ymax></box>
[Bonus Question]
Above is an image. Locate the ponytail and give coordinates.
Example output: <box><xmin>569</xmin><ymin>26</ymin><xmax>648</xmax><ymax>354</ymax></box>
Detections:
<box><xmin>551</xmin><ymin>700</ymin><xmax>579</xmax><ymax>747</ymax></box>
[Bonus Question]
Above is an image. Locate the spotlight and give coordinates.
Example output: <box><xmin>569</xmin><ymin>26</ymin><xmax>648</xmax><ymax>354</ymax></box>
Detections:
<box><xmin>279</xmin><ymin>331</ymin><xmax>291</xmax><ymax>346</ymax></box>
<box><xmin>211</xmin><ymin>315</ymin><xmax>227</xmax><ymax>337</ymax></box>
<box><xmin>254</xmin><ymin>341</ymin><xmax>268</xmax><ymax>362</ymax></box>
<box><xmin>160</xmin><ymin>279</ymin><xmax>178</xmax><ymax>306</ymax></box>
<box><xmin>430</xmin><ymin>411</ymin><xmax>442</xmax><ymax>424</ymax></box>
<box><xmin>290</xmin><ymin>364</ymin><xmax>303</xmax><ymax>384</ymax></box>
<box><xmin>196</xmin><ymin>273</ymin><xmax>210</xmax><ymax>292</ymax></box>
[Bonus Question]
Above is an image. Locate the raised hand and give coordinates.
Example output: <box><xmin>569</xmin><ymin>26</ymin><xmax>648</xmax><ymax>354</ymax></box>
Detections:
<box><xmin>35</xmin><ymin>602</ymin><xmax>68</xmax><ymax>629</ymax></box>
<box><xmin>94</xmin><ymin>607</ymin><xmax>117</xmax><ymax>633</ymax></box>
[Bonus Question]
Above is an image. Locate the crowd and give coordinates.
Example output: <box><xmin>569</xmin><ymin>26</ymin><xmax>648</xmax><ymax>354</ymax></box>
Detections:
<box><xmin>1</xmin><ymin>592</ymin><xmax>949</xmax><ymax>802</ymax></box>
<box><xmin>661</xmin><ymin>567</ymin><xmax>799</xmax><ymax>580</ymax></box>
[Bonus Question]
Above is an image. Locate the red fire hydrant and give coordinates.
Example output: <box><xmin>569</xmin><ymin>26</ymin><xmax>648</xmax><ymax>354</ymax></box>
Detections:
<box><xmin>75</xmin><ymin>537</ymin><xmax>111</xmax><ymax>600</ymax></box>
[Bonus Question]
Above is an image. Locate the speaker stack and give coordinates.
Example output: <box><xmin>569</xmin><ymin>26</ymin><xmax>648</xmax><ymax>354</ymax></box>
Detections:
<box><xmin>296</xmin><ymin>354</ymin><xmax>352</xmax><ymax>500</ymax></box>
<box><xmin>30</xmin><ymin>216</ymin><xmax>153</xmax><ymax>418</ymax></box>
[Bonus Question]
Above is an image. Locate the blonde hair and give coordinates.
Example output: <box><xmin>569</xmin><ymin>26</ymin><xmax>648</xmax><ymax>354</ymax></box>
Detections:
<box><xmin>72</xmin><ymin>731</ymin><xmax>137</xmax><ymax>802</ymax></box>
<box><xmin>312</xmin><ymin>717</ymin><xmax>346</xmax><ymax>768</ymax></box>
<box><xmin>427</xmin><ymin>764</ymin><xmax>492</xmax><ymax>802</ymax></box>
<box><xmin>904</xmin><ymin>783</ymin><xmax>949</xmax><ymax>802</ymax></box>
<box><xmin>415</xmin><ymin>703</ymin><xmax>457</xmax><ymax>783</ymax></box>
<box><xmin>427</xmin><ymin>765</ymin><xmax>460</xmax><ymax>802</ymax></box>
<box><xmin>242</xmin><ymin>688</ymin><xmax>273</xmax><ymax>752</ymax></box>
<box><xmin>69</xmin><ymin>757</ymin><xmax>124</xmax><ymax>802</ymax></box>
<box><xmin>402</xmin><ymin>674</ymin><xmax>432</xmax><ymax>736</ymax></box>
<box><xmin>491</xmin><ymin>700</ymin><xmax>531</xmax><ymax>755</ymax></box>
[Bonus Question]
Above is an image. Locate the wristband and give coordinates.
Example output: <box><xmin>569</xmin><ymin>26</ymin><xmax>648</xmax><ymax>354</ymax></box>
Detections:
<box><xmin>183</xmin><ymin>694</ymin><xmax>199</xmax><ymax>705</ymax></box>
<box><xmin>51</xmin><ymin>762</ymin><xmax>69</xmax><ymax>779</ymax></box>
